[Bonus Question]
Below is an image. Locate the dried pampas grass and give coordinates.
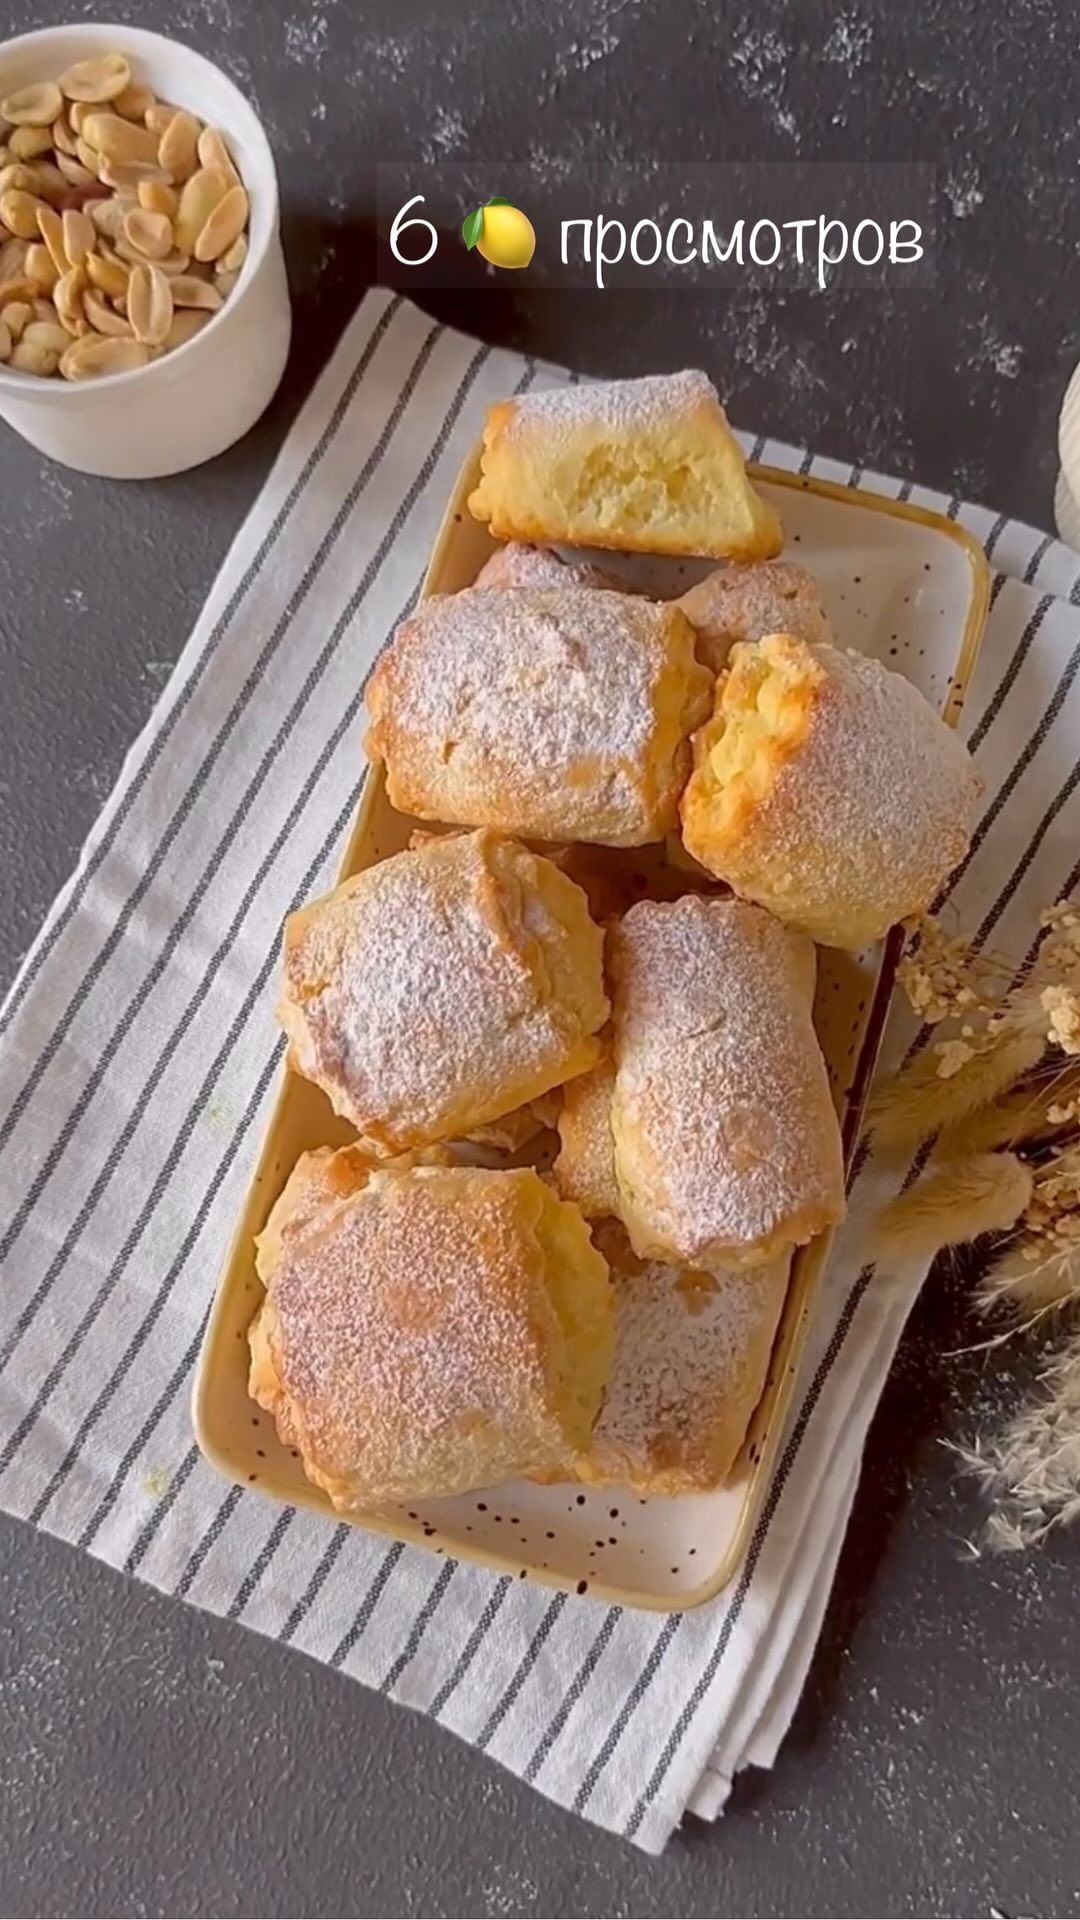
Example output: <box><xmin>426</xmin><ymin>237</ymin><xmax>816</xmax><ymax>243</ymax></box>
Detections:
<box><xmin>954</xmin><ymin>1335</ymin><xmax>1080</xmax><ymax>1549</ymax></box>
<box><xmin>868</xmin><ymin>1152</ymin><xmax>1034</xmax><ymax>1269</ymax></box>
<box><xmin>978</xmin><ymin>1241</ymin><xmax>1080</xmax><ymax>1316</ymax></box>
<box><xmin>864</xmin><ymin>898</ymin><xmax>1080</xmax><ymax>1550</ymax></box>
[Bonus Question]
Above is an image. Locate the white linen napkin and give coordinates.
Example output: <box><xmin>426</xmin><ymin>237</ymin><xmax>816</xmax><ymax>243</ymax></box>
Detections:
<box><xmin>1</xmin><ymin>287</ymin><xmax>1078</xmax><ymax>1853</ymax></box>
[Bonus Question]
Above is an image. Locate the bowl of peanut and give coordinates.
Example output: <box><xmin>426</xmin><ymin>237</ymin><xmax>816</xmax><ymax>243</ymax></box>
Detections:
<box><xmin>0</xmin><ymin>23</ymin><xmax>290</xmax><ymax>476</ymax></box>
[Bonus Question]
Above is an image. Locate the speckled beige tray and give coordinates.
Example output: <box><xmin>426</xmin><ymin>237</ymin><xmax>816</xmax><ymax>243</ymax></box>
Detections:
<box><xmin>193</xmin><ymin>450</ymin><xmax>990</xmax><ymax>1613</ymax></box>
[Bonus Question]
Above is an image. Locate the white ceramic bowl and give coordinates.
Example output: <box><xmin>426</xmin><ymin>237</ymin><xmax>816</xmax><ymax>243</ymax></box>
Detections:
<box><xmin>1058</xmin><ymin>358</ymin><xmax>1080</xmax><ymax>545</ymax></box>
<box><xmin>0</xmin><ymin>23</ymin><xmax>291</xmax><ymax>477</ymax></box>
<box><xmin>1055</xmin><ymin>465</ymin><xmax>1080</xmax><ymax>553</ymax></box>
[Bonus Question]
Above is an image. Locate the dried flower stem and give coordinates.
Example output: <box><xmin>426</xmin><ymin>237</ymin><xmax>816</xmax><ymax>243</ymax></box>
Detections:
<box><xmin>868</xmin><ymin>1152</ymin><xmax>1034</xmax><ymax>1270</ymax></box>
<box><xmin>864</xmin><ymin>899</ymin><xmax>1080</xmax><ymax>1549</ymax></box>
<box><xmin>867</xmin><ymin>1030</ymin><xmax>1046</xmax><ymax>1151</ymax></box>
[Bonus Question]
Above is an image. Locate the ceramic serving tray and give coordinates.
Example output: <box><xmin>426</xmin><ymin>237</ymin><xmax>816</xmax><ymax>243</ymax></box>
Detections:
<box><xmin>193</xmin><ymin>449</ymin><xmax>990</xmax><ymax>1613</ymax></box>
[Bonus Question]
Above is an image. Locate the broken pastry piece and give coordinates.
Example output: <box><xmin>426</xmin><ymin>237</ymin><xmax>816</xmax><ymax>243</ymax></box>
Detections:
<box><xmin>575</xmin><ymin>1224</ymin><xmax>791</xmax><ymax>1495</ymax></box>
<box><xmin>680</xmin><ymin>633</ymin><xmax>981</xmax><ymax>949</ymax></box>
<box><xmin>468</xmin><ymin>372</ymin><xmax>783</xmax><ymax>561</ymax></box>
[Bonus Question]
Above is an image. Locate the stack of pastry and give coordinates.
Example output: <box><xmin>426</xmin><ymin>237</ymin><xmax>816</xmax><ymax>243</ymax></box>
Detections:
<box><xmin>251</xmin><ymin>369</ymin><xmax>981</xmax><ymax>1512</ymax></box>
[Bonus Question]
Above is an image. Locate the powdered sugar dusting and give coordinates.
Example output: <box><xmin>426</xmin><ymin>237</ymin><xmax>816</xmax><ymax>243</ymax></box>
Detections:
<box><xmin>739</xmin><ymin>638</ymin><xmax>980</xmax><ymax>941</ymax></box>
<box><xmin>594</xmin><ymin>1238</ymin><xmax>790</xmax><ymax>1487</ymax></box>
<box><xmin>677</xmin><ymin>560</ymin><xmax>831</xmax><ymax>672</ymax></box>
<box><xmin>281</xmin><ymin>833</ymin><xmax>601</xmax><ymax>1149</ymax></box>
<box><xmin>554</xmin><ymin>1056</ymin><xmax>619</xmax><ymax>1218</ymax></box>
<box><xmin>472</xmin><ymin>542</ymin><xmax>624</xmax><ymax>594</ymax></box>
<box><xmin>611</xmin><ymin>896</ymin><xmax>845</xmax><ymax>1262</ymax></box>
<box><xmin>782</xmin><ymin>639</ymin><xmax>978</xmax><ymax>873</ymax></box>
<box><xmin>502</xmin><ymin>370</ymin><xmax>717</xmax><ymax>444</ymax></box>
<box><xmin>368</xmin><ymin>588</ymin><xmax>707</xmax><ymax>844</ymax></box>
<box><xmin>268</xmin><ymin>1166</ymin><xmax>564</xmax><ymax>1503</ymax></box>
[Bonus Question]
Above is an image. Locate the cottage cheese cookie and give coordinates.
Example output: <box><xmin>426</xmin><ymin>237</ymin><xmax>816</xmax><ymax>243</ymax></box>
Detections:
<box><xmin>250</xmin><ymin>1155</ymin><xmax>614</xmax><ymax>1507</ymax></box>
<box><xmin>681</xmin><ymin>634</ymin><xmax>981</xmax><ymax>948</ymax></box>
<box><xmin>609</xmin><ymin>896</ymin><xmax>845</xmax><ymax>1266</ymax></box>
<box><xmin>366</xmin><ymin>588</ymin><xmax>711</xmax><ymax>846</ymax></box>
<box><xmin>468</xmin><ymin>373</ymin><xmax>783</xmax><ymax>561</ymax></box>
<box><xmin>278</xmin><ymin>831</ymin><xmax>608</xmax><ymax>1154</ymax></box>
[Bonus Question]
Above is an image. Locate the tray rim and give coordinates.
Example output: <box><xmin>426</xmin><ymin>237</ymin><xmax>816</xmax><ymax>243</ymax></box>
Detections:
<box><xmin>192</xmin><ymin>455</ymin><xmax>991</xmax><ymax>1615</ymax></box>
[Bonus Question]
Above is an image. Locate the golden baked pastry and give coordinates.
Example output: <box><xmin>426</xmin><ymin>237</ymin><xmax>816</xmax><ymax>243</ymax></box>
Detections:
<box><xmin>472</xmin><ymin>541</ymin><xmax>628</xmax><ymax>593</ymax></box>
<box><xmin>254</xmin><ymin>1142</ymin><xmax>451</xmax><ymax>1282</ymax></box>
<box><xmin>574</xmin><ymin>1224</ymin><xmax>790</xmax><ymax>1494</ymax></box>
<box><xmin>250</xmin><ymin>1151</ymin><xmax>615</xmax><ymax>1508</ymax></box>
<box><xmin>278</xmin><ymin>830</ymin><xmax>608</xmax><ymax>1155</ymax></box>
<box><xmin>680</xmin><ymin>634</ymin><xmax>982</xmax><ymax>949</ymax></box>
<box><xmin>468</xmin><ymin>372</ymin><xmax>783</xmax><ymax>561</ymax></box>
<box><xmin>609</xmin><ymin>895</ymin><xmax>845</xmax><ymax>1266</ymax></box>
<box><xmin>257</xmin><ymin>1143</ymin><xmax>380</xmax><ymax>1282</ymax></box>
<box><xmin>366</xmin><ymin>588</ymin><xmax>711</xmax><ymax>847</ymax></box>
<box><xmin>676</xmin><ymin>559</ymin><xmax>831</xmax><ymax>674</ymax></box>
<box><xmin>554</xmin><ymin>1053</ymin><xmax>619</xmax><ymax>1219</ymax></box>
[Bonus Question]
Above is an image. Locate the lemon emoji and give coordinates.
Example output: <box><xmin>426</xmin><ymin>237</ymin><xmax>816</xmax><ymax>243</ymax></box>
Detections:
<box><xmin>462</xmin><ymin>198</ymin><xmax>536</xmax><ymax>270</ymax></box>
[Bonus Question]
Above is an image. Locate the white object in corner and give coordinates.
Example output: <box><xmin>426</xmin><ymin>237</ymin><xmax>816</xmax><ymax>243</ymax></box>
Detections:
<box><xmin>1054</xmin><ymin>467</ymin><xmax>1080</xmax><ymax>553</ymax></box>
<box><xmin>0</xmin><ymin>23</ymin><xmax>291</xmax><ymax>478</ymax></box>
<box><xmin>1057</xmin><ymin>359</ymin><xmax>1080</xmax><ymax>551</ymax></box>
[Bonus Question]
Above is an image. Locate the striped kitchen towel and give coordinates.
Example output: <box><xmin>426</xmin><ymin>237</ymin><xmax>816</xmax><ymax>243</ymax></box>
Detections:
<box><xmin>1</xmin><ymin>287</ymin><xmax>1078</xmax><ymax>1853</ymax></box>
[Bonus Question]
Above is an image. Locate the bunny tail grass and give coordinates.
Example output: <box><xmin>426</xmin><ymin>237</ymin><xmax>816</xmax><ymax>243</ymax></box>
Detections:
<box><xmin>867</xmin><ymin>1031</ymin><xmax>1046</xmax><ymax>1151</ymax></box>
<box><xmin>868</xmin><ymin>1153</ymin><xmax>1034</xmax><ymax>1270</ymax></box>
<box><xmin>937</xmin><ymin>1065</ymin><xmax>1080</xmax><ymax>1154</ymax></box>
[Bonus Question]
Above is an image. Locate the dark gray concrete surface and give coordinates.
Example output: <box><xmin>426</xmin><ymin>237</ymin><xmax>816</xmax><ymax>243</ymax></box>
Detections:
<box><xmin>1</xmin><ymin>1</ymin><xmax>1079</xmax><ymax>1915</ymax></box>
